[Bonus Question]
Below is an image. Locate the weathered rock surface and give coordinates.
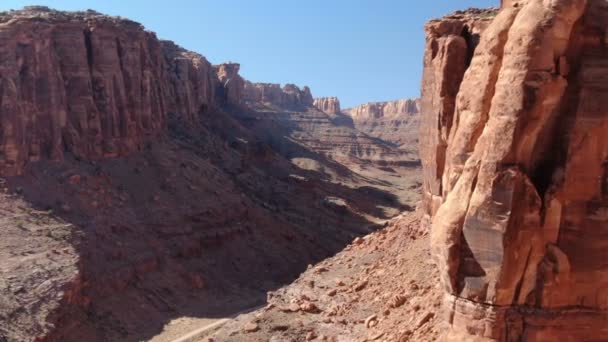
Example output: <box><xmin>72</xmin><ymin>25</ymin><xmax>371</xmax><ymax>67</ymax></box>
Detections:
<box><xmin>0</xmin><ymin>6</ymin><xmax>229</xmax><ymax>176</ymax></box>
<box><xmin>0</xmin><ymin>190</ymin><xmax>79</xmax><ymax>341</ymax></box>
<box><xmin>313</xmin><ymin>97</ymin><xmax>341</xmax><ymax>115</ymax></box>
<box><xmin>215</xmin><ymin>63</ymin><xmax>244</xmax><ymax>105</ymax></box>
<box><xmin>420</xmin><ymin>2</ymin><xmax>608</xmax><ymax>340</ymax></box>
<box><xmin>344</xmin><ymin>99</ymin><xmax>420</xmax><ymax>148</ymax></box>
<box><xmin>244</xmin><ymin>81</ymin><xmax>313</xmax><ymax>108</ymax></box>
<box><xmin>211</xmin><ymin>212</ymin><xmax>443</xmax><ymax>342</ymax></box>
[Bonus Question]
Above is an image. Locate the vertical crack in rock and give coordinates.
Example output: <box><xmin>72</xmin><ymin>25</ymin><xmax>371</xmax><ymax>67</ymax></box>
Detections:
<box><xmin>83</xmin><ymin>28</ymin><xmax>93</xmax><ymax>72</ymax></box>
<box><xmin>460</xmin><ymin>25</ymin><xmax>478</xmax><ymax>67</ymax></box>
<box><xmin>443</xmin><ymin>8</ymin><xmax>516</xmax><ymax>196</ymax></box>
<box><xmin>528</xmin><ymin>18</ymin><xmax>584</xmax><ymax>204</ymax></box>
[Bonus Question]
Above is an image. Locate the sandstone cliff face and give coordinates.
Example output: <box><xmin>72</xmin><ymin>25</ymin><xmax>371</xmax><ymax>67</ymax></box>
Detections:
<box><xmin>344</xmin><ymin>99</ymin><xmax>420</xmax><ymax>147</ymax></box>
<box><xmin>420</xmin><ymin>2</ymin><xmax>608</xmax><ymax>340</ymax></box>
<box><xmin>244</xmin><ymin>81</ymin><xmax>313</xmax><ymax>107</ymax></box>
<box><xmin>313</xmin><ymin>97</ymin><xmax>341</xmax><ymax>115</ymax></box>
<box><xmin>0</xmin><ymin>6</ymin><xmax>228</xmax><ymax>176</ymax></box>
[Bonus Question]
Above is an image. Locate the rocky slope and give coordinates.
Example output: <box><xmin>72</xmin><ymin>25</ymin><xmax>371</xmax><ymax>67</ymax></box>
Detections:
<box><xmin>421</xmin><ymin>1</ymin><xmax>608</xmax><ymax>340</ymax></box>
<box><xmin>211</xmin><ymin>211</ymin><xmax>442</xmax><ymax>342</ymax></box>
<box><xmin>0</xmin><ymin>7</ymin><xmax>422</xmax><ymax>342</ymax></box>
<box><xmin>0</xmin><ymin>189</ymin><xmax>79</xmax><ymax>341</ymax></box>
<box><xmin>344</xmin><ymin>99</ymin><xmax>420</xmax><ymax>149</ymax></box>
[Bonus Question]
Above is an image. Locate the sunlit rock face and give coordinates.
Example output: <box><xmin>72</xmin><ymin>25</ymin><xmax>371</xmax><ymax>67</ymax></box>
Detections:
<box><xmin>244</xmin><ymin>81</ymin><xmax>313</xmax><ymax>108</ymax></box>
<box><xmin>0</xmin><ymin>7</ymin><xmax>231</xmax><ymax>176</ymax></box>
<box><xmin>313</xmin><ymin>97</ymin><xmax>341</xmax><ymax>115</ymax></box>
<box><xmin>420</xmin><ymin>1</ymin><xmax>608</xmax><ymax>340</ymax></box>
<box><xmin>344</xmin><ymin>99</ymin><xmax>420</xmax><ymax>147</ymax></box>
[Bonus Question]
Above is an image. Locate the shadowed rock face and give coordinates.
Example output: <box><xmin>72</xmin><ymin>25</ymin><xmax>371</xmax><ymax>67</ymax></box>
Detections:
<box><xmin>420</xmin><ymin>1</ymin><xmax>608</xmax><ymax>340</ymax></box>
<box><xmin>214</xmin><ymin>63</ymin><xmax>244</xmax><ymax>105</ymax></box>
<box><xmin>0</xmin><ymin>7</ymin><xmax>240</xmax><ymax>176</ymax></box>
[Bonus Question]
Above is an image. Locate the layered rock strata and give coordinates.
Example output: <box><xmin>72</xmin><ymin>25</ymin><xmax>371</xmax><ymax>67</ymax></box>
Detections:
<box><xmin>344</xmin><ymin>99</ymin><xmax>420</xmax><ymax>147</ymax></box>
<box><xmin>313</xmin><ymin>97</ymin><xmax>341</xmax><ymax>115</ymax></box>
<box><xmin>0</xmin><ymin>6</ymin><xmax>238</xmax><ymax>176</ymax></box>
<box><xmin>244</xmin><ymin>81</ymin><xmax>313</xmax><ymax>107</ymax></box>
<box><xmin>420</xmin><ymin>2</ymin><xmax>608</xmax><ymax>340</ymax></box>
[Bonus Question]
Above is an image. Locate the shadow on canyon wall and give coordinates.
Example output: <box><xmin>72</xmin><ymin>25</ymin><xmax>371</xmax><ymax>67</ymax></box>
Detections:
<box><xmin>6</xmin><ymin>106</ymin><xmax>413</xmax><ymax>342</ymax></box>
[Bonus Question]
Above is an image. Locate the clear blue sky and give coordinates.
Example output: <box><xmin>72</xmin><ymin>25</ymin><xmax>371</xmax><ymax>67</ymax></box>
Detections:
<box><xmin>2</xmin><ymin>1</ymin><xmax>497</xmax><ymax>107</ymax></box>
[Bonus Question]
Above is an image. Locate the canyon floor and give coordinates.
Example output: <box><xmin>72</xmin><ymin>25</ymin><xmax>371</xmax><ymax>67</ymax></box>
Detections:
<box><xmin>148</xmin><ymin>211</ymin><xmax>440</xmax><ymax>342</ymax></box>
<box><xmin>206</xmin><ymin>211</ymin><xmax>440</xmax><ymax>342</ymax></box>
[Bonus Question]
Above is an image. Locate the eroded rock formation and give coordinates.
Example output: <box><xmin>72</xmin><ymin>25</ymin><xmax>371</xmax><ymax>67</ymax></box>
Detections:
<box><xmin>0</xmin><ymin>6</ymin><xmax>234</xmax><ymax>176</ymax></box>
<box><xmin>313</xmin><ymin>97</ymin><xmax>341</xmax><ymax>115</ymax></box>
<box><xmin>420</xmin><ymin>2</ymin><xmax>608</xmax><ymax>340</ymax></box>
<box><xmin>215</xmin><ymin>62</ymin><xmax>244</xmax><ymax>105</ymax></box>
<box><xmin>244</xmin><ymin>81</ymin><xmax>313</xmax><ymax>107</ymax></box>
<box><xmin>344</xmin><ymin>99</ymin><xmax>420</xmax><ymax>147</ymax></box>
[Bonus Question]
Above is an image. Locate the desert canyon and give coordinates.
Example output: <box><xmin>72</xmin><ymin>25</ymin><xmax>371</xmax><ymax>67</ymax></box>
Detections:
<box><xmin>0</xmin><ymin>1</ymin><xmax>607</xmax><ymax>341</ymax></box>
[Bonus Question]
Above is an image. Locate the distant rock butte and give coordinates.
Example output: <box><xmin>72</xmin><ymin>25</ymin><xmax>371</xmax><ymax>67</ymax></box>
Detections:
<box><xmin>244</xmin><ymin>81</ymin><xmax>313</xmax><ymax>108</ymax></box>
<box><xmin>313</xmin><ymin>97</ymin><xmax>341</xmax><ymax>115</ymax></box>
<box><xmin>420</xmin><ymin>2</ymin><xmax>608</xmax><ymax>341</ymax></box>
<box><xmin>343</xmin><ymin>99</ymin><xmax>420</xmax><ymax>147</ymax></box>
<box><xmin>344</xmin><ymin>98</ymin><xmax>419</xmax><ymax>121</ymax></box>
<box><xmin>215</xmin><ymin>63</ymin><xmax>244</xmax><ymax>105</ymax></box>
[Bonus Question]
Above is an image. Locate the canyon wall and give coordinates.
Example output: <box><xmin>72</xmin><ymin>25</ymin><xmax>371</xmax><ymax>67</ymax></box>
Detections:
<box><xmin>0</xmin><ymin>6</ymin><xmax>244</xmax><ymax>176</ymax></box>
<box><xmin>420</xmin><ymin>2</ymin><xmax>608</xmax><ymax>340</ymax></box>
<box><xmin>344</xmin><ymin>99</ymin><xmax>420</xmax><ymax>147</ymax></box>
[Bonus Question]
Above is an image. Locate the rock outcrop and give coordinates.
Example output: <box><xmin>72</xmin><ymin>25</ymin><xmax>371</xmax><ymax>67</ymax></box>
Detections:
<box><xmin>214</xmin><ymin>63</ymin><xmax>244</xmax><ymax>105</ymax></box>
<box><xmin>313</xmin><ymin>97</ymin><xmax>341</xmax><ymax>115</ymax></box>
<box><xmin>0</xmin><ymin>6</ymin><xmax>237</xmax><ymax>176</ymax></box>
<box><xmin>244</xmin><ymin>81</ymin><xmax>313</xmax><ymax>107</ymax></box>
<box><xmin>344</xmin><ymin>99</ymin><xmax>420</xmax><ymax>147</ymax></box>
<box><xmin>420</xmin><ymin>2</ymin><xmax>608</xmax><ymax>340</ymax></box>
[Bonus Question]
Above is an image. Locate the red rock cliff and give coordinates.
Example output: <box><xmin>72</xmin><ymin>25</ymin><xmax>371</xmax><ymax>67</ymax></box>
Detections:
<box><xmin>214</xmin><ymin>62</ymin><xmax>244</xmax><ymax>105</ymax></box>
<box><xmin>313</xmin><ymin>97</ymin><xmax>341</xmax><ymax>115</ymax></box>
<box><xmin>244</xmin><ymin>81</ymin><xmax>313</xmax><ymax>107</ymax></box>
<box><xmin>0</xmin><ymin>7</ymin><xmax>234</xmax><ymax>176</ymax></box>
<box><xmin>420</xmin><ymin>2</ymin><xmax>608</xmax><ymax>340</ymax></box>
